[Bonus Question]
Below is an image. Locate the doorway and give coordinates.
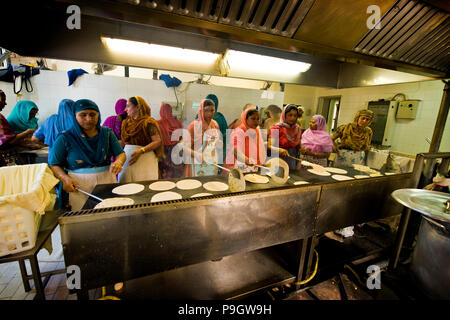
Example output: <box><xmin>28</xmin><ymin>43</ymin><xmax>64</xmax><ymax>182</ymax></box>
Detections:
<box><xmin>317</xmin><ymin>96</ymin><xmax>341</xmax><ymax>133</ymax></box>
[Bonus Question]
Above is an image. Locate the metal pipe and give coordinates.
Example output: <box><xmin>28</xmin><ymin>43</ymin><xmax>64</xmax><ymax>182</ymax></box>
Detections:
<box><xmin>389</xmin><ymin>153</ymin><xmax>425</xmax><ymax>270</ymax></box>
<box><xmin>429</xmin><ymin>80</ymin><xmax>450</xmax><ymax>153</ymax></box>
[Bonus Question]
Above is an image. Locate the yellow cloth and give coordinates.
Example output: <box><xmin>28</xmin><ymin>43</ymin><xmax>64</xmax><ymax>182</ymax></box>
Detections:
<box><xmin>0</xmin><ymin>163</ymin><xmax>59</xmax><ymax>214</ymax></box>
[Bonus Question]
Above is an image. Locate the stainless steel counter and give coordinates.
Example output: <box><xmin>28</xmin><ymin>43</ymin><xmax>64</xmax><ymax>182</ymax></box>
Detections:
<box><xmin>58</xmin><ymin>165</ymin><xmax>413</xmax><ymax>299</ymax></box>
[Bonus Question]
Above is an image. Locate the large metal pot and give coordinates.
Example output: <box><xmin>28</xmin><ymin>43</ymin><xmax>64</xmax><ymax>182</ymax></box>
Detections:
<box><xmin>411</xmin><ymin>216</ymin><xmax>450</xmax><ymax>299</ymax></box>
<box><xmin>391</xmin><ymin>189</ymin><xmax>450</xmax><ymax>299</ymax></box>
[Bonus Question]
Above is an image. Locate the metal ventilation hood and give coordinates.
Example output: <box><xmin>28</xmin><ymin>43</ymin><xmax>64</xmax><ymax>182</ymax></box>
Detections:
<box><xmin>0</xmin><ymin>0</ymin><xmax>448</xmax><ymax>88</ymax></box>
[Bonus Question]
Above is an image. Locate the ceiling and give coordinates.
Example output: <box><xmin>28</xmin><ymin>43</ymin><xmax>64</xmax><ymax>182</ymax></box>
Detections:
<box><xmin>0</xmin><ymin>0</ymin><xmax>448</xmax><ymax>87</ymax></box>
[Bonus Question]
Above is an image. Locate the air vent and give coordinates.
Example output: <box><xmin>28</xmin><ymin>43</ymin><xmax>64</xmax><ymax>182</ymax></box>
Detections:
<box><xmin>118</xmin><ymin>0</ymin><xmax>316</xmax><ymax>37</ymax></box>
<box><xmin>355</xmin><ymin>0</ymin><xmax>450</xmax><ymax>72</ymax></box>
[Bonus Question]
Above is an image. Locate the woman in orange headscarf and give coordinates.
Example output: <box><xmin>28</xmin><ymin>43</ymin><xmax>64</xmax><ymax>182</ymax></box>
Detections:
<box><xmin>184</xmin><ymin>98</ymin><xmax>222</xmax><ymax>177</ymax></box>
<box><xmin>118</xmin><ymin>96</ymin><xmax>164</xmax><ymax>183</ymax></box>
<box><xmin>157</xmin><ymin>103</ymin><xmax>184</xmax><ymax>179</ymax></box>
<box><xmin>225</xmin><ymin>105</ymin><xmax>266</xmax><ymax>173</ymax></box>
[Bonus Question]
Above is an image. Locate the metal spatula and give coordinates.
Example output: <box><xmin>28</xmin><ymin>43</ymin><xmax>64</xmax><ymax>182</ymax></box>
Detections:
<box><xmin>75</xmin><ymin>188</ymin><xmax>104</xmax><ymax>202</ymax></box>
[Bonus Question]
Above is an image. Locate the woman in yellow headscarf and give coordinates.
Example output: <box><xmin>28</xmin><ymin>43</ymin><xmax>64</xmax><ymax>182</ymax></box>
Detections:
<box><xmin>118</xmin><ymin>96</ymin><xmax>164</xmax><ymax>183</ymax></box>
<box><xmin>332</xmin><ymin>109</ymin><xmax>374</xmax><ymax>167</ymax></box>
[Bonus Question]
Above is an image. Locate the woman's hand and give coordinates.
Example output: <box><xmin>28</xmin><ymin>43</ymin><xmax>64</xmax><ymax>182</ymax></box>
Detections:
<box><xmin>24</xmin><ymin>128</ymin><xmax>35</xmax><ymax>136</ymax></box>
<box><xmin>110</xmin><ymin>160</ymin><xmax>124</xmax><ymax>175</ymax></box>
<box><xmin>332</xmin><ymin>145</ymin><xmax>339</xmax><ymax>153</ymax></box>
<box><xmin>61</xmin><ymin>175</ymin><xmax>80</xmax><ymax>193</ymax></box>
<box><xmin>279</xmin><ymin>148</ymin><xmax>289</xmax><ymax>157</ymax></box>
<box><xmin>129</xmin><ymin>149</ymin><xmax>143</xmax><ymax>165</ymax></box>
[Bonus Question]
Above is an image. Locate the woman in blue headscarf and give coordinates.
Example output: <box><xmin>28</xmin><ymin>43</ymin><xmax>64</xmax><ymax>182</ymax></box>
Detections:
<box><xmin>48</xmin><ymin>99</ymin><xmax>126</xmax><ymax>211</ymax></box>
<box><xmin>6</xmin><ymin>100</ymin><xmax>39</xmax><ymax>134</ymax></box>
<box><xmin>32</xmin><ymin>99</ymin><xmax>75</xmax><ymax>149</ymax></box>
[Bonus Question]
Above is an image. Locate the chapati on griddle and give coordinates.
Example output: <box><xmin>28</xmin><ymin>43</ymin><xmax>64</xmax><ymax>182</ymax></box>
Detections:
<box><xmin>112</xmin><ymin>183</ymin><xmax>145</xmax><ymax>195</ymax></box>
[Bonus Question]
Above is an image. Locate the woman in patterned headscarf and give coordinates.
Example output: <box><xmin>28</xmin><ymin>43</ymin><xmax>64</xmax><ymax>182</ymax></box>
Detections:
<box><xmin>119</xmin><ymin>96</ymin><xmax>164</xmax><ymax>183</ymax></box>
<box><xmin>332</xmin><ymin>109</ymin><xmax>374</xmax><ymax>167</ymax></box>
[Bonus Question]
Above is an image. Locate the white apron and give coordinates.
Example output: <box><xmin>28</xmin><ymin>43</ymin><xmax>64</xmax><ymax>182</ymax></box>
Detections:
<box><xmin>68</xmin><ymin>166</ymin><xmax>117</xmax><ymax>211</ymax></box>
<box><xmin>118</xmin><ymin>144</ymin><xmax>158</xmax><ymax>183</ymax></box>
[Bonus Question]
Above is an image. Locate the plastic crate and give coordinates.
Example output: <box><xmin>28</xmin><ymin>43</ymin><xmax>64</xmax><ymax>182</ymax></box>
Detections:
<box><xmin>0</xmin><ymin>204</ymin><xmax>42</xmax><ymax>256</ymax></box>
<box><xmin>0</xmin><ymin>164</ymin><xmax>59</xmax><ymax>257</ymax></box>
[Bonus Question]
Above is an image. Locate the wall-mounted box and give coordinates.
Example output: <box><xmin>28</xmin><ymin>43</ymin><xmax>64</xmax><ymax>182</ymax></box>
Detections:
<box><xmin>396</xmin><ymin>100</ymin><xmax>419</xmax><ymax>119</ymax></box>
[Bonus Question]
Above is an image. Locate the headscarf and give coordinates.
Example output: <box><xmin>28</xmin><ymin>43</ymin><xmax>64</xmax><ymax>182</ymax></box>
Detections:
<box><xmin>41</xmin><ymin>99</ymin><xmax>75</xmax><ymax>148</ymax></box>
<box><xmin>62</xmin><ymin>99</ymin><xmax>111</xmax><ymax>167</ymax></box>
<box><xmin>206</xmin><ymin>94</ymin><xmax>228</xmax><ymax>137</ymax></box>
<box><xmin>226</xmin><ymin>107</ymin><xmax>266</xmax><ymax>166</ymax></box>
<box><xmin>334</xmin><ymin>109</ymin><xmax>374</xmax><ymax>151</ymax></box>
<box><xmin>157</xmin><ymin>103</ymin><xmax>183</xmax><ymax>146</ymax></box>
<box><xmin>301</xmin><ymin>115</ymin><xmax>334</xmax><ymax>153</ymax></box>
<box><xmin>121</xmin><ymin>96</ymin><xmax>164</xmax><ymax>160</ymax></box>
<box><xmin>6</xmin><ymin>100</ymin><xmax>39</xmax><ymax>134</ymax></box>
<box><xmin>271</xmin><ymin>105</ymin><xmax>301</xmax><ymax>149</ymax></box>
<box><xmin>102</xmin><ymin>98</ymin><xmax>127</xmax><ymax>139</ymax></box>
<box><xmin>187</xmin><ymin>99</ymin><xmax>220</xmax><ymax>150</ymax></box>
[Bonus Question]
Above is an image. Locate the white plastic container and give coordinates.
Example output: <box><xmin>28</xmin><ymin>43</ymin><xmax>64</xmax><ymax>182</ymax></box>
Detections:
<box><xmin>0</xmin><ymin>164</ymin><xmax>59</xmax><ymax>257</ymax></box>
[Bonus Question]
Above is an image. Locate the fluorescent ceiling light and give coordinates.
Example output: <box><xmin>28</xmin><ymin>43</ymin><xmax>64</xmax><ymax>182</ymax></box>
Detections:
<box><xmin>101</xmin><ymin>37</ymin><xmax>220</xmax><ymax>72</ymax></box>
<box><xmin>223</xmin><ymin>49</ymin><xmax>311</xmax><ymax>81</ymax></box>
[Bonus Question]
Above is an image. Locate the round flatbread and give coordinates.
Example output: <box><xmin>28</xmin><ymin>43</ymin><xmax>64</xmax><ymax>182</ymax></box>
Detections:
<box><xmin>370</xmin><ymin>173</ymin><xmax>384</xmax><ymax>177</ymax></box>
<box><xmin>354</xmin><ymin>175</ymin><xmax>370</xmax><ymax>179</ymax></box>
<box><xmin>112</xmin><ymin>183</ymin><xmax>144</xmax><ymax>195</ymax></box>
<box><xmin>384</xmin><ymin>172</ymin><xmax>396</xmax><ymax>175</ymax></box>
<box><xmin>176</xmin><ymin>179</ymin><xmax>202</xmax><ymax>190</ymax></box>
<box><xmin>151</xmin><ymin>191</ymin><xmax>182</xmax><ymax>203</ymax></box>
<box><xmin>294</xmin><ymin>181</ymin><xmax>310</xmax><ymax>185</ymax></box>
<box><xmin>307</xmin><ymin>168</ymin><xmax>331</xmax><ymax>176</ymax></box>
<box><xmin>331</xmin><ymin>174</ymin><xmax>354</xmax><ymax>181</ymax></box>
<box><xmin>352</xmin><ymin>164</ymin><xmax>379</xmax><ymax>174</ymax></box>
<box><xmin>149</xmin><ymin>181</ymin><xmax>176</xmax><ymax>191</ymax></box>
<box><xmin>245</xmin><ymin>174</ymin><xmax>269</xmax><ymax>184</ymax></box>
<box><xmin>191</xmin><ymin>193</ymin><xmax>213</xmax><ymax>198</ymax></box>
<box><xmin>325</xmin><ymin>167</ymin><xmax>348</xmax><ymax>174</ymax></box>
<box><xmin>203</xmin><ymin>181</ymin><xmax>229</xmax><ymax>192</ymax></box>
<box><xmin>94</xmin><ymin>197</ymin><xmax>135</xmax><ymax>209</ymax></box>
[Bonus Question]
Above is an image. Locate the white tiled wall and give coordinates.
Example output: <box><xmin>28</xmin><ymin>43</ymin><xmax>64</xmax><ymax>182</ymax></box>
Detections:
<box><xmin>0</xmin><ymin>70</ymin><xmax>284</xmax><ymax>129</ymax></box>
<box><xmin>284</xmin><ymin>80</ymin><xmax>449</xmax><ymax>156</ymax></box>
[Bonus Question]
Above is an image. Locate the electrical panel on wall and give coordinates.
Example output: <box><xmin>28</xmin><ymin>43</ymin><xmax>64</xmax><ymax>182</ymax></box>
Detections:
<box><xmin>368</xmin><ymin>100</ymin><xmax>398</xmax><ymax>147</ymax></box>
<box><xmin>396</xmin><ymin>100</ymin><xmax>419</xmax><ymax>119</ymax></box>
<box><xmin>163</xmin><ymin>101</ymin><xmax>184</xmax><ymax>120</ymax></box>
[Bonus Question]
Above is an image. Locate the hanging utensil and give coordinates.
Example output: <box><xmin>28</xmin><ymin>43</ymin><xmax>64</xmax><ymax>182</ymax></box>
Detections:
<box><xmin>210</xmin><ymin>163</ymin><xmax>246</xmax><ymax>192</ymax></box>
<box><xmin>75</xmin><ymin>188</ymin><xmax>104</xmax><ymax>202</ymax></box>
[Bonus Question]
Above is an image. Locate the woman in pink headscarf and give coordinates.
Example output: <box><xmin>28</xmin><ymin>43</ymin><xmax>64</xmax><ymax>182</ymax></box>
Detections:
<box><xmin>184</xmin><ymin>98</ymin><xmax>222</xmax><ymax>177</ymax></box>
<box><xmin>300</xmin><ymin>114</ymin><xmax>334</xmax><ymax>167</ymax></box>
<box><xmin>225</xmin><ymin>105</ymin><xmax>266</xmax><ymax>173</ymax></box>
<box><xmin>102</xmin><ymin>99</ymin><xmax>127</xmax><ymax>142</ymax></box>
<box><xmin>157</xmin><ymin>103</ymin><xmax>184</xmax><ymax>179</ymax></box>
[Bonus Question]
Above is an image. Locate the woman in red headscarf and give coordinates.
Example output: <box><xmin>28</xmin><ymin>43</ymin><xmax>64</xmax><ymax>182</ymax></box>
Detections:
<box><xmin>225</xmin><ymin>105</ymin><xmax>266</xmax><ymax>173</ymax></box>
<box><xmin>268</xmin><ymin>104</ymin><xmax>302</xmax><ymax>170</ymax></box>
<box><xmin>157</xmin><ymin>103</ymin><xmax>184</xmax><ymax>179</ymax></box>
<box><xmin>184</xmin><ymin>98</ymin><xmax>222</xmax><ymax>177</ymax></box>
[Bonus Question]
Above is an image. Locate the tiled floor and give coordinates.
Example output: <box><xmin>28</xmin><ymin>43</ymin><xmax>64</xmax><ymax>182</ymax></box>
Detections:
<box><xmin>0</xmin><ymin>226</ymin><xmax>79</xmax><ymax>300</ymax></box>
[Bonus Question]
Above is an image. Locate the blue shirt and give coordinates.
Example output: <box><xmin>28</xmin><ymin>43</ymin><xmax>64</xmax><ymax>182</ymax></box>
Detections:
<box><xmin>48</xmin><ymin>127</ymin><xmax>124</xmax><ymax>171</ymax></box>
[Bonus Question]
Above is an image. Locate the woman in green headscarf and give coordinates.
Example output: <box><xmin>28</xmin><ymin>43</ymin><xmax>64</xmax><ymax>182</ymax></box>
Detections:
<box><xmin>6</xmin><ymin>100</ymin><xmax>39</xmax><ymax>134</ymax></box>
<box><xmin>332</xmin><ymin>109</ymin><xmax>374</xmax><ymax>167</ymax></box>
<box><xmin>205</xmin><ymin>94</ymin><xmax>227</xmax><ymax>164</ymax></box>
